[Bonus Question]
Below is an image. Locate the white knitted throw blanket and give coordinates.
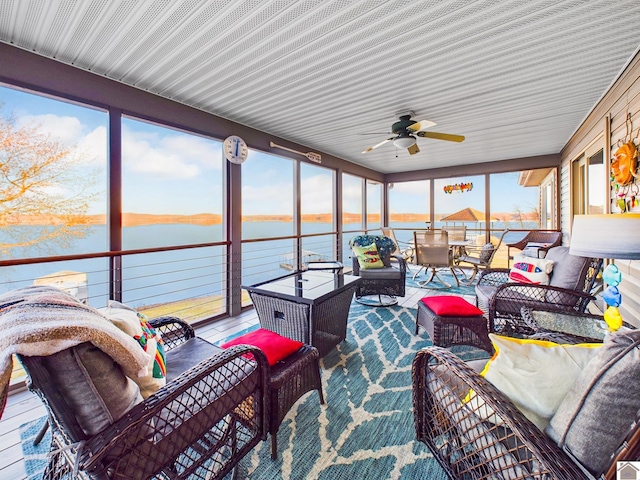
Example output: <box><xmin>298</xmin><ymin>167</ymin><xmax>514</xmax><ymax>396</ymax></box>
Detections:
<box><xmin>0</xmin><ymin>285</ymin><xmax>151</xmax><ymax>418</ymax></box>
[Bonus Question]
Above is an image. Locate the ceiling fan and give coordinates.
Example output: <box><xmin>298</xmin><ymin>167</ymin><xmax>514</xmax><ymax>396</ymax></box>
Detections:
<box><xmin>362</xmin><ymin>111</ymin><xmax>465</xmax><ymax>155</ymax></box>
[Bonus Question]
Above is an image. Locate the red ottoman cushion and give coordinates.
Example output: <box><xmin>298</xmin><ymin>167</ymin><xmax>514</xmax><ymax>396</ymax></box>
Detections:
<box><xmin>421</xmin><ymin>296</ymin><xmax>483</xmax><ymax>317</ymax></box>
<box><xmin>222</xmin><ymin>328</ymin><xmax>304</xmax><ymax>366</ymax></box>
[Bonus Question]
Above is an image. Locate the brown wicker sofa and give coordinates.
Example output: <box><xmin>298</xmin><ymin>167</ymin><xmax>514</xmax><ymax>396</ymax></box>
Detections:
<box><xmin>412</xmin><ymin>310</ymin><xmax>640</xmax><ymax>480</ymax></box>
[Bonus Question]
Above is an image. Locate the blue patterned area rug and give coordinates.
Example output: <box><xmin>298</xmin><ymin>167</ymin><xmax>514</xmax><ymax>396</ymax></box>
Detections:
<box><xmin>405</xmin><ymin>267</ymin><xmax>476</xmax><ymax>297</ymax></box>
<box><xmin>236</xmin><ymin>303</ymin><xmax>447</xmax><ymax>479</ymax></box>
<box><xmin>20</xmin><ymin>416</ymin><xmax>50</xmax><ymax>480</ymax></box>
<box><xmin>20</xmin><ymin>304</ymin><xmax>457</xmax><ymax>479</ymax></box>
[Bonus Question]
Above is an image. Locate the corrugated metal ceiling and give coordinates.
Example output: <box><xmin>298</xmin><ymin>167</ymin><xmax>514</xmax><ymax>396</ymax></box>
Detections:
<box><xmin>1</xmin><ymin>0</ymin><xmax>640</xmax><ymax>174</ymax></box>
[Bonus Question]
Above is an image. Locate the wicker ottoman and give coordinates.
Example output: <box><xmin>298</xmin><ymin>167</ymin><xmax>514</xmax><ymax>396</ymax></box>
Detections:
<box><xmin>416</xmin><ymin>296</ymin><xmax>493</xmax><ymax>354</ymax></box>
<box><xmin>268</xmin><ymin>344</ymin><xmax>324</xmax><ymax>458</ymax></box>
<box><xmin>224</xmin><ymin>330</ymin><xmax>325</xmax><ymax>459</ymax></box>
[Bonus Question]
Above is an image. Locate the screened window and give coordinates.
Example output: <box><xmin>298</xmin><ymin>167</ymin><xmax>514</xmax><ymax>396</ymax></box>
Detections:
<box><xmin>366</xmin><ymin>180</ymin><xmax>382</xmax><ymax>230</ymax></box>
<box><xmin>388</xmin><ymin>180</ymin><xmax>430</xmax><ymax>246</ymax></box>
<box><xmin>0</xmin><ymin>84</ymin><xmax>108</xmax><ymax>299</ymax></box>
<box><xmin>434</xmin><ymin>175</ymin><xmax>485</xmax><ymax>243</ymax></box>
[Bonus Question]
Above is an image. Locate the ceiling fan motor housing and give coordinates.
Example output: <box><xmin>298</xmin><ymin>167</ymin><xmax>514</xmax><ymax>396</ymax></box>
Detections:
<box><xmin>391</xmin><ymin>115</ymin><xmax>417</xmax><ymax>134</ymax></box>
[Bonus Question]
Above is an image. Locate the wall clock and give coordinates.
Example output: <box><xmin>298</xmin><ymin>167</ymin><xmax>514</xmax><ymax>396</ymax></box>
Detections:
<box><xmin>223</xmin><ymin>135</ymin><xmax>248</xmax><ymax>164</ymax></box>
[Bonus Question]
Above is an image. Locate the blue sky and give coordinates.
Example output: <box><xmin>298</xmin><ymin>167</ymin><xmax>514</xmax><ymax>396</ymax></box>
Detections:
<box><xmin>0</xmin><ymin>84</ymin><xmax>538</xmax><ymax>216</ymax></box>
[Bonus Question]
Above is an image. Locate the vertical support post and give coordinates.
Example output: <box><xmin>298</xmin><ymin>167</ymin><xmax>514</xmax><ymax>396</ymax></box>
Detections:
<box><xmin>485</xmin><ymin>174</ymin><xmax>491</xmax><ymax>244</ymax></box>
<box><xmin>108</xmin><ymin>108</ymin><xmax>122</xmax><ymax>302</ymax></box>
<box><xmin>336</xmin><ymin>170</ymin><xmax>343</xmax><ymax>263</ymax></box>
<box><xmin>295</xmin><ymin>160</ymin><xmax>302</xmax><ymax>270</ymax></box>
<box><xmin>228</xmin><ymin>159</ymin><xmax>243</xmax><ymax>317</ymax></box>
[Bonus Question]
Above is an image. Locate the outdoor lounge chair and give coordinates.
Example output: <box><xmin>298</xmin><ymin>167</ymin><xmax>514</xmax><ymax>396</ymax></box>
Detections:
<box><xmin>350</xmin><ymin>234</ymin><xmax>407</xmax><ymax>306</ymax></box>
<box><xmin>475</xmin><ymin>245</ymin><xmax>602</xmax><ymax>333</ymax></box>
<box><xmin>7</xmin><ymin>287</ymin><xmax>269</xmax><ymax>480</ymax></box>
<box><xmin>412</xmin><ymin>310</ymin><xmax>640</xmax><ymax>479</ymax></box>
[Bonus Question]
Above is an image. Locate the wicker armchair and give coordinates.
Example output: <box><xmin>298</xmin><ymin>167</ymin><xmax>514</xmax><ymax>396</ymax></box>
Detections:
<box><xmin>412</xmin><ymin>311</ymin><xmax>640</xmax><ymax>480</ymax></box>
<box><xmin>475</xmin><ymin>245</ymin><xmax>602</xmax><ymax>333</ymax></box>
<box><xmin>20</xmin><ymin>316</ymin><xmax>269</xmax><ymax>480</ymax></box>
<box><xmin>350</xmin><ymin>234</ymin><xmax>407</xmax><ymax>306</ymax></box>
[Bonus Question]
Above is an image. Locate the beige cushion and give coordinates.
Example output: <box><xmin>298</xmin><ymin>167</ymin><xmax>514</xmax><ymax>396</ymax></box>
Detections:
<box><xmin>475</xmin><ymin>334</ymin><xmax>601</xmax><ymax>431</ymax></box>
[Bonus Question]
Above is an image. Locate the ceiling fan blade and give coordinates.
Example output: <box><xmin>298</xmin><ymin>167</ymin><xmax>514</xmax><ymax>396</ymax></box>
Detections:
<box><xmin>407</xmin><ymin>143</ymin><xmax>420</xmax><ymax>155</ymax></box>
<box><xmin>416</xmin><ymin>131</ymin><xmax>465</xmax><ymax>142</ymax></box>
<box><xmin>406</xmin><ymin>119</ymin><xmax>437</xmax><ymax>132</ymax></box>
<box><xmin>362</xmin><ymin>137</ymin><xmax>394</xmax><ymax>153</ymax></box>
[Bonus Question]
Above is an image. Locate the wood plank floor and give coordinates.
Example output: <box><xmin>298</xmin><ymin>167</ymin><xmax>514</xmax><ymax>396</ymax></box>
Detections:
<box><xmin>0</xmin><ymin>283</ymin><xmax>466</xmax><ymax>478</ymax></box>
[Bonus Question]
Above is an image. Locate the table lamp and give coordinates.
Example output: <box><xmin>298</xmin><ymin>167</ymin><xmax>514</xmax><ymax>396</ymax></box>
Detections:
<box><xmin>569</xmin><ymin>213</ymin><xmax>640</xmax><ymax>330</ymax></box>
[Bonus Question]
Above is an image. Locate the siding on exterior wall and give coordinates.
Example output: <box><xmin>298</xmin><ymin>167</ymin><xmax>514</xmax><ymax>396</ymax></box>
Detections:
<box><xmin>560</xmin><ymin>50</ymin><xmax>640</xmax><ymax>327</ymax></box>
<box><xmin>559</xmin><ymin>163</ymin><xmax>571</xmax><ymax>241</ymax></box>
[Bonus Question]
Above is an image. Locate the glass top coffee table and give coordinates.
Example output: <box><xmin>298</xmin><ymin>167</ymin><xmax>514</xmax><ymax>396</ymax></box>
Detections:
<box><xmin>243</xmin><ymin>271</ymin><xmax>361</xmax><ymax>357</ymax></box>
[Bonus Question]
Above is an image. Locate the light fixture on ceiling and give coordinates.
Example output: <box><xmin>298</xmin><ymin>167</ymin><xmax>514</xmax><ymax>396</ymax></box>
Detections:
<box><xmin>393</xmin><ymin>133</ymin><xmax>416</xmax><ymax>149</ymax></box>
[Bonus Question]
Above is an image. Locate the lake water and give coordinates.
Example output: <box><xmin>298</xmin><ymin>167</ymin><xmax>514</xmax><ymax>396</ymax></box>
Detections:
<box><xmin>0</xmin><ymin>221</ymin><xmax>536</xmax><ymax>307</ymax></box>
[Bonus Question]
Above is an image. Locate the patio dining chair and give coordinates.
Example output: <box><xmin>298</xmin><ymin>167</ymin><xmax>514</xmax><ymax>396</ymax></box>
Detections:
<box><xmin>456</xmin><ymin>230</ymin><xmax>508</xmax><ymax>284</ymax></box>
<box><xmin>412</xmin><ymin>230</ymin><xmax>459</xmax><ymax>288</ymax></box>
<box><xmin>442</xmin><ymin>225</ymin><xmax>467</xmax><ymax>242</ymax></box>
<box><xmin>380</xmin><ymin>227</ymin><xmax>415</xmax><ymax>263</ymax></box>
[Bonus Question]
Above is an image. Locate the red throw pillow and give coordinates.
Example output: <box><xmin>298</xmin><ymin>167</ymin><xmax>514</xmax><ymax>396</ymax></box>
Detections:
<box><xmin>221</xmin><ymin>328</ymin><xmax>303</xmax><ymax>366</ymax></box>
<box><xmin>421</xmin><ymin>296</ymin><xmax>483</xmax><ymax>317</ymax></box>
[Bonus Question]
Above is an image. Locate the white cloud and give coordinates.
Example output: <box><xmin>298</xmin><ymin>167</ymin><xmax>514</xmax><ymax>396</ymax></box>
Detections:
<box><xmin>242</xmin><ymin>184</ymin><xmax>294</xmax><ymax>215</ymax></box>
<box><xmin>342</xmin><ymin>183</ymin><xmax>363</xmax><ymax>212</ymax></box>
<box><xmin>392</xmin><ymin>180</ymin><xmax>429</xmax><ymax>194</ymax></box>
<box><xmin>122</xmin><ymin>125</ymin><xmax>221</xmax><ymax>179</ymax></box>
<box><xmin>77</xmin><ymin>126</ymin><xmax>107</xmax><ymax>165</ymax></box>
<box><xmin>301</xmin><ymin>175</ymin><xmax>333</xmax><ymax>213</ymax></box>
<box><xmin>18</xmin><ymin>113</ymin><xmax>83</xmax><ymax>145</ymax></box>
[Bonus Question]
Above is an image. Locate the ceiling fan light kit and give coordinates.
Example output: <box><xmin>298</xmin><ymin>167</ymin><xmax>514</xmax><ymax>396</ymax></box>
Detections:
<box><xmin>393</xmin><ymin>134</ymin><xmax>417</xmax><ymax>149</ymax></box>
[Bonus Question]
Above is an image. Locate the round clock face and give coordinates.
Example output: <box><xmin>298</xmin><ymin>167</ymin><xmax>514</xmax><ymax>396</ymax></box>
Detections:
<box><xmin>223</xmin><ymin>135</ymin><xmax>248</xmax><ymax>164</ymax></box>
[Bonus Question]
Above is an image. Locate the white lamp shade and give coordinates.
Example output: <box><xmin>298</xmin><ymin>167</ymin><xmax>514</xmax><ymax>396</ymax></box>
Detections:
<box><xmin>569</xmin><ymin>214</ymin><xmax>640</xmax><ymax>259</ymax></box>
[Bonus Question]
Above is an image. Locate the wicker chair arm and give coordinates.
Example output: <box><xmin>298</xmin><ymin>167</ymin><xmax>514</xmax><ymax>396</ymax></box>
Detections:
<box><xmin>494</xmin><ymin>282</ymin><xmax>595</xmax><ymax>307</ymax></box>
<box><xmin>351</xmin><ymin>255</ymin><xmax>361</xmax><ymax>275</ymax></box>
<box><xmin>505</xmin><ymin>237</ymin><xmax>529</xmax><ymax>250</ymax></box>
<box><xmin>149</xmin><ymin>316</ymin><xmax>195</xmax><ymax>350</ymax></box>
<box><xmin>476</xmin><ymin>268</ymin><xmax>510</xmax><ymax>286</ymax></box>
<box><xmin>412</xmin><ymin>347</ymin><xmax>590</xmax><ymax>479</ymax></box>
<box><xmin>79</xmin><ymin>344</ymin><xmax>270</xmax><ymax>476</ymax></box>
<box><xmin>389</xmin><ymin>253</ymin><xmax>407</xmax><ymax>274</ymax></box>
